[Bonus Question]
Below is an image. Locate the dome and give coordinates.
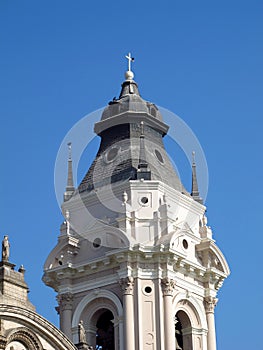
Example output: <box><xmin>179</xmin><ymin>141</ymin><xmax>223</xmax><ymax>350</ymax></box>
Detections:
<box><xmin>80</xmin><ymin>69</ymin><xmax>188</xmax><ymax>196</ymax></box>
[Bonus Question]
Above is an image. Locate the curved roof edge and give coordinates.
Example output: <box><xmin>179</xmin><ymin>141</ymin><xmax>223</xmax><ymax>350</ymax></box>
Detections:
<box><xmin>0</xmin><ymin>304</ymin><xmax>77</xmax><ymax>350</ymax></box>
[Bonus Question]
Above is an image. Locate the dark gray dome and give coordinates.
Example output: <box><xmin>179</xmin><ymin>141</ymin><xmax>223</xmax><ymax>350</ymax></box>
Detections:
<box><xmin>78</xmin><ymin>74</ymin><xmax>190</xmax><ymax>198</ymax></box>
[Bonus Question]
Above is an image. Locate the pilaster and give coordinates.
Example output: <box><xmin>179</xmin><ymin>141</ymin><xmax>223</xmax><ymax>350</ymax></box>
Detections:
<box><xmin>120</xmin><ymin>277</ymin><xmax>135</xmax><ymax>350</ymax></box>
<box><xmin>204</xmin><ymin>296</ymin><xmax>218</xmax><ymax>350</ymax></box>
<box><xmin>57</xmin><ymin>292</ymin><xmax>74</xmax><ymax>339</ymax></box>
<box><xmin>161</xmin><ymin>278</ymin><xmax>176</xmax><ymax>350</ymax></box>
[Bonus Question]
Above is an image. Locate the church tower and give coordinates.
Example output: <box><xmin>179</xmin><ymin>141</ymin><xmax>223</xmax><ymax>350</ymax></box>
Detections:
<box><xmin>43</xmin><ymin>56</ymin><xmax>230</xmax><ymax>350</ymax></box>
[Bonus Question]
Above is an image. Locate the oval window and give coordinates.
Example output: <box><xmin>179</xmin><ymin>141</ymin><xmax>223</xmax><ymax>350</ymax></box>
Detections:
<box><xmin>182</xmin><ymin>239</ymin><xmax>188</xmax><ymax>249</ymax></box>
<box><xmin>106</xmin><ymin>147</ymin><xmax>119</xmax><ymax>162</ymax></box>
<box><xmin>155</xmin><ymin>149</ymin><xmax>164</xmax><ymax>163</ymax></box>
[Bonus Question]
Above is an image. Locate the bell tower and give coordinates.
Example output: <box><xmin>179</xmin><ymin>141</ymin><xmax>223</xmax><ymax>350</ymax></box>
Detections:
<box><xmin>43</xmin><ymin>56</ymin><xmax>230</xmax><ymax>350</ymax></box>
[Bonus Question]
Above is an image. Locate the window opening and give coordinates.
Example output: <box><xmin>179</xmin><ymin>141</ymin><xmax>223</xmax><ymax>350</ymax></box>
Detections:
<box><xmin>96</xmin><ymin>310</ymin><xmax>114</xmax><ymax>350</ymax></box>
<box><xmin>175</xmin><ymin>316</ymin><xmax>183</xmax><ymax>350</ymax></box>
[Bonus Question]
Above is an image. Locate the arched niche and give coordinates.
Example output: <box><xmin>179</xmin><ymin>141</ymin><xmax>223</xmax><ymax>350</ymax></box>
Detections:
<box><xmin>72</xmin><ymin>290</ymin><xmax>123</xmax><ymax>350</ymax></box>
<box><xmin>173</xmin><ymin>296</ymin><xmax>208</xmax><ymax>350</ymax></box>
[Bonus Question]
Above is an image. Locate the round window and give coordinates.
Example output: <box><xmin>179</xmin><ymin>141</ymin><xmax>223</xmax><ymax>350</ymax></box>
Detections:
<box><xmin>140</xmin><ymin>196</ymin><xmax>149</xmax><ymax>205</ymax></box>
<box><xmin>154</xmin><ymin>149</ymin><xmax>164</xmax><ymax>163</ymax></box>
<box><xmin>145</xmin><ymin>286</ymin><xmax>152</xmax><ymax>294</ymax></box>
<box><xmin>93</xmin><ymin>238</ymin><xmax>101</xmax><ymax>248</ymax></box>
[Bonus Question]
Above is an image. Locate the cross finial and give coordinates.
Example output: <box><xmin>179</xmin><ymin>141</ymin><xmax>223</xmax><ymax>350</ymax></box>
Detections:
<box><xmin>125</xmin><ymin>52</ymin><xmax>134</xmax><ymax>72</ymax></box>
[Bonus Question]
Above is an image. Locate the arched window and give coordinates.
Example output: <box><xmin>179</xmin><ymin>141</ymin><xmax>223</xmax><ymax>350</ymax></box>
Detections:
<box><xmin>175</xmin><ymin>311</ymin><xmax>193</xmax><ymax>350</ymax></box>
<box><xmin>96</xmin><ymin>310</ymin><xmax>114</xmax><ymax>350</ymax></box>
<box><xmin>175</xmin><ymin>316</ymin><xmax>183</xmax><ymax>349</ymax></box>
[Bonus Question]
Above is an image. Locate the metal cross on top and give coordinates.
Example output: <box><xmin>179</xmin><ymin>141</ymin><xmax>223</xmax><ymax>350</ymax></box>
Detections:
<box><xmin>125</xmin><ymin>52</ymin><xmax>135</xmax><ymax>72</ymax></box>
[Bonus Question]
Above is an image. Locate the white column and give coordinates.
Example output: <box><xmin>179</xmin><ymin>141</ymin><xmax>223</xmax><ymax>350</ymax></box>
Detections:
<box><xmin>57</xmin><ymin>292</ymin><xmax>73</xmax><ymax>339</ymax></box>
<box><xmin>120</xmin><ymin>277</ymin><xmax>135</xmax><ymax>350</ymax></box>
<box><xmin>161</xmin><ymin>278</ymin><xmax>176</xmax><ymax>350</ymax></box>
<box><xmin>204</xmin><ymin>296</ymin><xmax>218</xmax><ymax>350</ymax></box>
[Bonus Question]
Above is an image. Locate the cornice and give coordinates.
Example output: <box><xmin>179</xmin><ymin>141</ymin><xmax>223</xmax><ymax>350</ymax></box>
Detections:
<box><xmin>44</xmin><ymin>242</ymin><xmax>226</xmax><ymax>295</ymax></box>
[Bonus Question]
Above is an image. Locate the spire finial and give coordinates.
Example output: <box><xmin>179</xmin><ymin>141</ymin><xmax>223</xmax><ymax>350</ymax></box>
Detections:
<box><xmin>125</xmin><ymin>52</ymin><xmax>135</xmax><ymax>80</ymax></box>
<box><xmin>192</xmin><ymin>150</ymin><xmax>196</xmax><ymax>164</ymax></box>
<box><xmin>64</xmin><ymin>142</ymin><xmax>75</xmax><ymax>202</ymax></box>
<box><xmin>68</xmin><ymin>142</ymin><xmax>72</xmax><ymax>160</ymax></box>
<box><xmin>191</xmin><ymin>151</ymin><xmax>203</xmax><ymax>204</ymax></box>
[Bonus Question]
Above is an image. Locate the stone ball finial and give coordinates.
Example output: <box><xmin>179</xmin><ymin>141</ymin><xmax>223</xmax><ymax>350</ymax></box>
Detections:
<box><xmin>125</xmin><ymin>70</ymin><xmax>134</xmax><ymax>80</ymax></box>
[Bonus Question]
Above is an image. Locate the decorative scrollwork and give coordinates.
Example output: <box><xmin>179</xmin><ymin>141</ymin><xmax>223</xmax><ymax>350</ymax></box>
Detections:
<box><xmin>119</xmin><ymin>276</ymin><xmax>134</xmax><ymax>295</ymax></box>
<box><xmin>6</xmin><ymin>327</ymin><xmax>43</xmax><ymax>350</ymax></box>
<box><xmin>57</xmin><ymin>292</ymin><xmax>73</xmax><ymax>311</ymax></box>
<box><xmin>204</xmin><ymin>296</ymin><xmax>218</xmax><ymax>313</ymax></box>
<box><xmin>161</xmin><ymin>277</ymin><xmax>176</xmax><ymax>296</ymax></box>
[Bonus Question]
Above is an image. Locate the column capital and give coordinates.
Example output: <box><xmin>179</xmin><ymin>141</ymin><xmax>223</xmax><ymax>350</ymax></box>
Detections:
<box><xmin>57</xmin><ymin>292</ymin><xmax>74</xmax><ymax>311</ymax></box>
<box><xmin>119</xmin><ymin>276</ymin><xmax>134</xmax><ymax>295</ymax></box>
<box><xmin>161</xmin><ymin>277</ymin><xmax>176</xmax><ymax>296</ymax></box>
<box><xmin>204</xmin><ymin>296</ymin><xmax>218</xmax><ymax>313</ymax></box>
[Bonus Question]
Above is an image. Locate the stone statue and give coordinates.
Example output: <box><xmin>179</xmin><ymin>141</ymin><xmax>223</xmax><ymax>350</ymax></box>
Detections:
<box><xmin>78</xmin><ymin>320</ymin><xmax>87</xmax><ymax>344</ymax></box>
<box><xmin>65</xmin><ymin>210</ymin><xmax>70</xmax><ymax>235</ymax></box>
<box><xmin>174</xmin><ymin>317</ymin><xmax>183</xmax><ymax>350</ymax></box>
<box><xmin>2</xmin><ymin>235</ymin><xmax>10</xmax><ymax>262</ymax></box>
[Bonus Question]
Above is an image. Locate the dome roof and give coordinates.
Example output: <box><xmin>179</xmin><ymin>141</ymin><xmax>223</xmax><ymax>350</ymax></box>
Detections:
<box><xmin>76</xmin><ymin>68</ymin><xmax>189</xmax><ymax>197</ymax></box>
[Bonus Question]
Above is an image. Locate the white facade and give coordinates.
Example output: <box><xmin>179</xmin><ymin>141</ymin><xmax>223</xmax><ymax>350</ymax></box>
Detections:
<box><xmin>43</xmin><ymin>69</ymin><xmax>230</xmax><ymax>350</ymax></box>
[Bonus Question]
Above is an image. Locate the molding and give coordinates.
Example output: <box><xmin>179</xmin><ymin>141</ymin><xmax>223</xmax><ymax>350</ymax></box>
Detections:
<box><xmin>173</xmin><ymin>292</ymin><xmax>208</xmax><ymax>330</ymax></box>
<box><xmin>72</xmin><ymin>289</ymin><xmax>123</xmax><ymax>328</ymax></box>
<box><xmin>6</xmin><ymin>327</ymin><xmax>43</xmax><ymax>350</ymax></box>
<box><xmin>60</xmin><ymin>274</ymin><xmax>119</xmax><ymax>295</ymax></box>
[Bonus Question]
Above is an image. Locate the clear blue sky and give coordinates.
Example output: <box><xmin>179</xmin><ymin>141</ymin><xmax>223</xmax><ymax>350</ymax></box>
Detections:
<box><xmin>1</xmin><ymin>1</ymin><xmax>262</xmax><ymax>349</ymax></box>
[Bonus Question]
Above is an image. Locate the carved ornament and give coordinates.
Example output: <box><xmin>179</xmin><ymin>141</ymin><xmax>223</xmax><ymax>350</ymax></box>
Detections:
<box><xmin>57</xmin><ymin>292</ymin><xmax>73</xmax><ymax>311</ymax></box>
<box><xmin>161</xmin><ymin>277</ymin><xmax>176</xmax><ymax>296</ymax></box>
<box><xmin>204</xmin><ymin>296</ymin><xmax>218</xmax><ymax>313</ymax></box>
<box><xmin>119</xmin><ymin>276</ymin><xmax>134</xmax><ymax>295</ymax></box>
